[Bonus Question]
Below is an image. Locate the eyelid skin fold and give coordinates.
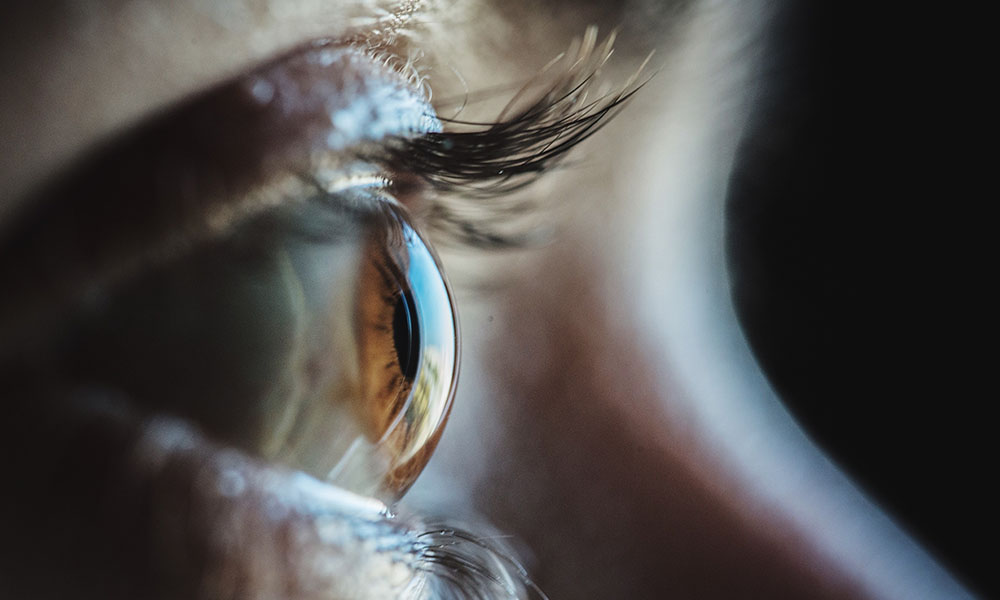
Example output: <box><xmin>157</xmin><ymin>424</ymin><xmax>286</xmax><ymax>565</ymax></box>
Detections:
<box><xmin>0</xmin><ymin>24</ymin><xmax>638</xmax><ymax>355</ymax></box>
<box><xmin>0</xmin><ymin>0</ymin><xmax>431</xmax><ymax>215</ymax></box>
<box><xmin>0</xmin><ymin>43</ymin><xmax>438</xmax><ymax>360</ymax></box>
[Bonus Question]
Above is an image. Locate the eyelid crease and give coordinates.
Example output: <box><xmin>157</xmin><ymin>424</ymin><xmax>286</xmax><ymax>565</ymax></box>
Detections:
<box><xmin>0</xmin><ymin>0</ymin><xmax>437</xmax><ymax>220</ymax></box>
<box><xmin>0</xmin><ymin>43</ymin><xmax>438</xmax><ymax>361</ymax></box>
<box><xmin>343</xmin><ymin>0</ymin><xmax>430</xmax><ymax>49</ymax></box>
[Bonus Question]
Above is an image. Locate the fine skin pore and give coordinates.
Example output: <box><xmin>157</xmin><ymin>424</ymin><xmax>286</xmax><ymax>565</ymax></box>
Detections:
<box><xmin>0</xmin><ymin>0</ymin><xmax>973</xmax><ymax>598</ymax></box>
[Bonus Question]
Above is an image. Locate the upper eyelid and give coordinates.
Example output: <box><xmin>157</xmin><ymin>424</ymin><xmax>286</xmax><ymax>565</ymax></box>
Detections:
<box><xmin>4</xmin><ymin>40</ymin><xmax>439</xmax><ymax>238</ymax></box>
<box><xmin>0</xmin><ymin>41</ymin><xmax>438</xmax><ymax>359</ymax></box>
<box><xmin>0</xmin><ymin>0</ymin><xmax>429</xmax><ymax>215</ymax></box>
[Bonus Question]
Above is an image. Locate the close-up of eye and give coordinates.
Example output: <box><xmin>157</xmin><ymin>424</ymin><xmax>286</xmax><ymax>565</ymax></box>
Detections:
<box><xmin>0</xmin><ymin>1</ymin><xmax>990</xmax><ymax>599</ymax></box>
<box><xmin>0</xmin><ymin>41</ymin><xmax>462</xmax><ymax>502</ymax></box>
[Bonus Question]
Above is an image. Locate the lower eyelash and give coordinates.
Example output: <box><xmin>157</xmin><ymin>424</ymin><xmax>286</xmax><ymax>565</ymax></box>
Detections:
<box><xmin>416</xmin><ymin>523</ymin><xmax>550</xmax><ymax>599</ymax></box>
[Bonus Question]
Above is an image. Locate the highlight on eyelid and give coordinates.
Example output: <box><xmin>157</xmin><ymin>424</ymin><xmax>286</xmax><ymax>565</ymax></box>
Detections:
<box><xmin>0</xmin><ymin>42</ymin><xmax>442</xmax><ymax>357</ymax></box>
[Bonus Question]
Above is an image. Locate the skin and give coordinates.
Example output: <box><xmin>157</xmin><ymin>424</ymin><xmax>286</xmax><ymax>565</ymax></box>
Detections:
<box><xmin>0</xmin><ymin>0</ymin><xmax>973</xmax><ymax>598</ymax></box>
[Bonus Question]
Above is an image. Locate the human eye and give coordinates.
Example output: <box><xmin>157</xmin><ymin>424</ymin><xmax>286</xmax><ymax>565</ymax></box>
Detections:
<box><xmin>4</xmin><ymin>2</ymin><xmax>980</xmax><ymax>599</ymax></box>
<box><xmin>0</xmin><ymin>38</ymin><xmax>470</xmax><ymax>500</ymax></box>
<box><xmin>0</xmin><ymin>4</ymin><xmax>632</xmax><ymax>598</ymax></box>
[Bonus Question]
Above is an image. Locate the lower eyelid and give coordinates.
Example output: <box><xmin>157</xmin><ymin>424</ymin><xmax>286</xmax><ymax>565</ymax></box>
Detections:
<box><xmin>3</xmin><ymin>394</ymin><xmax>417</xmax><ymax>598</ymax></box>
<box><xmin>3</xmin><ymin>393</ymin><xmax>536</xmax><ymax>599</ymax></box>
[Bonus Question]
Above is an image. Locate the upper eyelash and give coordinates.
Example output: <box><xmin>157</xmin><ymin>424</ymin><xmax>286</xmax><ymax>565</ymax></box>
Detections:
<box><xmin>301</xmin><ymin>37</ymin><xmax>641</xmax><ymax>252</ymax></box>
<box><xmin>372</xmin><ymin>27</ymin><xmax>649</xmax><ymax>248</ymax></box>
<box><xmin>0</xmin><ymin>28</ymin><xmax>640</xmax><ymax>350</ymax></box>
<box><xmin>392</xmin><ymin>48</ymin><xmax>638</xmax><ymax>196</ymax></box>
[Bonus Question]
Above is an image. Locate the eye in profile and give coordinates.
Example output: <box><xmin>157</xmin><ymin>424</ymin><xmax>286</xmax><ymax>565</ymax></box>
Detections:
<box><xmin>278</xmin><ymin>207</ymin><xmax>460</xmax><ymax>498</ymax></box>
<box><xmin>0</xmin><ymin>43</ymin><xmax>459</xmax><ymax>499</ymax></box>
<box><xmin>0</xmin><ymin>30</ymin><xmax>630</xmax><ymax>491</ymax></box>
<box><xmin>0</xmin><ymin>19</ymin><xmax>633</xmax><ymax>598</ymax></box>
<box><xmin>354</xmin><ymin>214</ymin><xmax>459</xmax><ymax>495</ymax></box>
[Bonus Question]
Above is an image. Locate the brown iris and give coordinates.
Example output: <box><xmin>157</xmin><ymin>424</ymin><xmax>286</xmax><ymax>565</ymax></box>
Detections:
<box><xmin>351</xmin><ymin>209</ymin><xmax>459</xmax><ymax>497</ymax></box>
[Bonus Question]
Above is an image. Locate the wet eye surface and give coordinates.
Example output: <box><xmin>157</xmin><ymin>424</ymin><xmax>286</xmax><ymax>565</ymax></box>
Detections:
<box><xmin>7</xmin><ymin>194</ymin><xmax>458</xmax><ymax>501</ymax></box>
<box><xmin>0</xmin><ymin>25</ymin><xmax>629</xmax><ymax>505</ymax></box>
<box><xmin>353</xmin><ymin>214</ymin><xmax>459</xmax><ymax>496</ymax></box>
<box><xmin>268</xmin><ymin>203</ymin><xmax>459</xmax><ymax>499</ymax></box>
<box><xmin>0</xmin><ymin>43</ymin><xmax>458</xmax><ymax>502</ymax></box>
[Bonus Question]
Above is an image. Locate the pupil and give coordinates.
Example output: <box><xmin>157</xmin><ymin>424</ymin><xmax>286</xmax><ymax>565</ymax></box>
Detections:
<box><xmin>392</xmin><ymin>289</ymin><xmax>420</xmax><ymax>380</ymax></box>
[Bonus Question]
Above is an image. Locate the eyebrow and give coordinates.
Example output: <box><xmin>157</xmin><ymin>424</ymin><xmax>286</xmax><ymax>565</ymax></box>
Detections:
<box><xmin>0</xmin><ymin>0</ymin><xmax>428</xmax><ymax>219</ymax></box>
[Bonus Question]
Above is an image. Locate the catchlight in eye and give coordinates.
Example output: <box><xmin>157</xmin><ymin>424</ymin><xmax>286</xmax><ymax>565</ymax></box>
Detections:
<box><xmin>343</xmin><ymin>208</ymin><xmax>460</xmax><ymax>497</ymax></box>
<box><xmin>0</xmin><ymin>38</ymin><xmax>470</xmax><ymax>505</ymax></box>
<box><xmin>238</xmin><ymin>199</ymin><xmax>460</xmax><ymax>501</ymax></box>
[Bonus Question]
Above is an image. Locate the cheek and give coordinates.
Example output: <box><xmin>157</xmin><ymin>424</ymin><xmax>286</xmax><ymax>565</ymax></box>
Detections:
<box><xmin>411</xmin><ymin>6</ymin><xmax>871</xmax><ymax>598</ymax></box>
<box><xmin>423</xmin><ymin>189</ymin><xmax>862</xmax><ymax>599</ymax></box>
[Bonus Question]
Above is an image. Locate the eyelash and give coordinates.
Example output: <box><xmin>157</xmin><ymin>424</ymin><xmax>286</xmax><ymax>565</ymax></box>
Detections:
<box><xmin>369</xmin><ymin>28</ymin><xmax>645</xmax><ymax>248</ymax></box>
<box><xmin>416</xmin><ymin>523</ymin><xmax>549</xmax><ymax>599</ymax></box>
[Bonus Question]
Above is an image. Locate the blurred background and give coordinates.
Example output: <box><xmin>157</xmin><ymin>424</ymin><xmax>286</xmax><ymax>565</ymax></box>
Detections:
<box><xmin>726</xmin><ymin>3</ymin><xmax>994</xmax><ymax>595</ymax></box>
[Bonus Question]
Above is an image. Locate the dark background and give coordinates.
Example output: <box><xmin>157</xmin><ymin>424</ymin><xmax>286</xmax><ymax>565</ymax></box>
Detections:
<box><xmin>727</xmin><ymin>3</ymin><xmax>993</xmax><ymax>596</ymax></box>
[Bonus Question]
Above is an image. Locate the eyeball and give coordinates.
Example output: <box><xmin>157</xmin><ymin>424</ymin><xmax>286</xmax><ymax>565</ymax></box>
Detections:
<box><xmin>42</xmin><ymin>194</ymin><xmax>458</xmax><ymax>502</ymax></box>
<box><xmin>341</xmin><ymin>209</ymin><xmax>461</xmax><ymax>497</ymax></box>
<box><xmin>252</xmin><ymin>201</ymin><xmax>460</xmax><ymax>501</ymax></box>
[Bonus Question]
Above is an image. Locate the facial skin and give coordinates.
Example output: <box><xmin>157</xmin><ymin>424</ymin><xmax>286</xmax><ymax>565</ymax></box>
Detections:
<box><xmin>0</xmin><ymin>0</ymin><xmax>974</xmax><ymax>598</ymax></box>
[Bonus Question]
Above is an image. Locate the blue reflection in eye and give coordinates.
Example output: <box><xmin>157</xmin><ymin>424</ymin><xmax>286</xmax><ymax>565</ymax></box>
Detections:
<box><xmin>388</xmin><ymin>219</ymin><xmax>459</xmax><ymax>472</ymax></box>
<box><xmin>320</xmin><ymin>206</ymin><xmax>459</xmax><ymax>500</ymax></box>
<box><xmin>0</xmin><ymin>38</ymin><xmax>462</xmax><ymax>504</ymax></box>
